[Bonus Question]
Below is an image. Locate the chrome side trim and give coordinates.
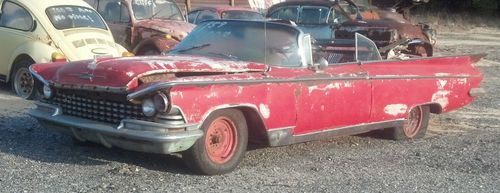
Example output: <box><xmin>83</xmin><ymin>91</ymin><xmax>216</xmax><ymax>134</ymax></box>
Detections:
<box><xmin>127</xmin><ymin>74</ymin><xmax>478</xmax><ymax>100</ymax></box>
<box><xmin>29</xmin><ymin>66</ymin><xmax>49</xmax><ymax>86</ymax></box>
<box><xmin>268</xmin><ymin>120</ymin><xmax>405</xmax><ymax>146</ymax></box>
<box><xmin>370</xmin><ymin>75</ymin><xmax>479</xmax><ymax>80</ymax></box>
<box><xmin>127</xmin><ymin>76</ymin><xmax>368</xmax><ymax>100</ymax></box>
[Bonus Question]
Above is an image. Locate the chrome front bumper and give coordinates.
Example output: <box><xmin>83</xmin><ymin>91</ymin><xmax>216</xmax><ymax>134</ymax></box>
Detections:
<box><xmin>29</xmin><ymin>102</ymin><xmax>202</xmax><ymax>154</ymax></box>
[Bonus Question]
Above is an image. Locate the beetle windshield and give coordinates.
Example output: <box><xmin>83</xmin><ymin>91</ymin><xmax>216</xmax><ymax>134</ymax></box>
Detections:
<box><xmin>132</xmin><ymin>0</ymin><xmax>183</xmax><ymax>21</ymax></box>
<box><xmin>221</xmin><ymin>11</ymin><xmax>264</xmax><ymax>20</ymax></box>
<box><xmin>46</xmin><ymin>6</ymin><xmax>107</xmax><ymax>30</ymax></box>
<box><xmin>170</xmin><ymin>21</ymin><xmax>302</xmax><ymax>67</ymax></box>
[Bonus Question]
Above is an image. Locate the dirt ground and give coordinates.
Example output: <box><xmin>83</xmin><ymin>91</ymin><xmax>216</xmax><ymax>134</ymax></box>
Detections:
<box><xmin>0</xmin><ymin>29</ymin><xmax>498</xmax><ymax>193</ymax></box>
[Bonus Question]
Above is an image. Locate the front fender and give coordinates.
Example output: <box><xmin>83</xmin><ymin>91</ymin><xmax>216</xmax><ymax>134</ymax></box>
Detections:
<box><xmin>133</xmin><ymin>36</ymin><xmax>180</xmax><ymax>54</ymax></box>
<box><xmin>6</xmin><ymin>41</ymin><xmax>59</xmax><ymax>80</ymax></box>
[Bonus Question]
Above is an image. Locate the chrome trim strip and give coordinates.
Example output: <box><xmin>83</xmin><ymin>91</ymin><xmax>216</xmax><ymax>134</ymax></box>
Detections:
<box><xmin>268</xmin><ymin>119</ymin><xmax>406</xmax><ymax>146</ymax></box>
<box><xmin>370</xmin><ymin>75</ymin><xmax>479</xmax><ymax>80</ymax></box>
<box><xmin>127</xmin><ymin>74</ymin><xmax>479</xmax><ymax>100</ymax></box>
<box><xmin>294</xmin><ymin>119</ymin><xmax>405</xmax><ymax>137</ymax></box>
<box><xmin>127</xmin><ymin>76</ymin><xmax>367</xmax><ymax>100</ymax></box>
<box><xmin>268</xmin><ymin>126</ymin><xmax>295</xmax><ymax>131</ymax></box>
<box><xmin>29</xmin><ymin>66</ymin><xmax>49</xmax><ymax>86</ymax></box>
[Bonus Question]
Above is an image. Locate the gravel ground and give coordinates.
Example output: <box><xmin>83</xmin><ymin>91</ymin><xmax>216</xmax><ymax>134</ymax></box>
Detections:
<box><xmin>0</xmin><ymin>29</ymin><xmax>499</xmax><ymax>193</ymax></box>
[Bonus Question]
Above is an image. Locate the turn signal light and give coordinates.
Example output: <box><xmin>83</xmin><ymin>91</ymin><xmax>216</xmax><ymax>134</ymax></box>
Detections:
<box><xmin>165</xmin><ymin>34</ymin><xmax>172</xmax><ymax>40</ymax></box>
<box><xmin>122</xmin><ymin>52</ymin><xmax>135</xmax><ymax>57</ymax></box>
<box><xmin>51</xmin><ymin>52</ymin><xmax>67</xmax><ymax>62</ymax></box>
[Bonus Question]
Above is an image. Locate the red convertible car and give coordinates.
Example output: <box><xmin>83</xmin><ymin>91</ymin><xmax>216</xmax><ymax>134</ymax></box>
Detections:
<box><xmin>29</xmin><ymin>20</ymin><xmax>484</xmax><ymax>175</ymax></box>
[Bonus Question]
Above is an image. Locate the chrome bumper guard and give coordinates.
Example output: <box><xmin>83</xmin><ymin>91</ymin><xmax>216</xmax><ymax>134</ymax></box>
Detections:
<box><xmin>29</xmin><ymin>102</ymin><xmax>202</xmax><ymax>154</ymax></box>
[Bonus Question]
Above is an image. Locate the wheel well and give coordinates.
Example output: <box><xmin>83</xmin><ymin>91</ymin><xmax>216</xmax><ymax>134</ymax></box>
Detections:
<box><xmin>232</xmin><ymin>107</ymin><xmax>269</xmax><ymax>146</ymax></box>
<box><xmin>9</xmin><ymin>54</ymin><xmax>34</xmax><ymax>82</ymax></box>
<box><xmin>427</xmin><ymin>103</ymin><xmax>443</xmax><ymax>114</ymax></box>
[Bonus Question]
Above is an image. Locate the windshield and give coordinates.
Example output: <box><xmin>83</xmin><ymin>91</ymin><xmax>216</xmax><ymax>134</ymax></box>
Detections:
<box><xmin>132</xmin><ymin>0</ymin><xmax>183</xmax><ymax>21</ymax></box>
<box><xmin>299</xmin><ymin>6</ymin><xmax>330</xmax><ymax>24</ymax></box>
<box><xmin>221</xmin><ymin>11</ymin><xmax>264</xmax><ymax>20</ymax></box>
<box><xmin>46</xmin><ymin>6</ymin><xmax>107</xmax><ymax>30</ymax></box>
<box><xmin>270</xmin><ymin>6</ymin><xmax>333</xmax><ymax>25</ymax></box>
<box><xmin>170</xmin><ymin>21</ymin><xmax>302</xmax><ymax>67</ymax></box>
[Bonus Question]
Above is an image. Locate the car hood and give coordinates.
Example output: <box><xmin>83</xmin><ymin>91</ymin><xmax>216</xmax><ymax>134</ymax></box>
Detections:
<box><xmin>135</xmin><ymin>19</ymin><xmax>195</xmax><ymax>40</ymax></box>
<box><xmin>31</xmin><ymin>55</ymin><xmax>268</xmax><ymax>91</ymax></box>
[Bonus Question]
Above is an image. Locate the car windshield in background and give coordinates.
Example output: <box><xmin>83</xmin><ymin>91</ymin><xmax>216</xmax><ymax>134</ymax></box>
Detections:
<box><xmin>132</xmin><ymin>0</ymin><xmax>183</xmax><ymax>21</ymax></box>
<box><xmin>221</xmin><ymin>11</ymin><xmax>264</xmax><ymax>20</ymax></box>
<box><xmin>170</xmin><ymin>21</ymin><xmax>302</xmax><ymax>67</ymax></box>
<box><xmin>270</xmin><ymin>6</ymin><xmax>331</xmax><ymax>25</ymax></box>
<box><xmin>46</xmin><ymin>6</ymin><xmax>107</xmax><ymax>30</ymax></box>
<box><xmin>299</xmin><ymin>6</ymin><xmax>330</xmax><ymax>24</ymax></box>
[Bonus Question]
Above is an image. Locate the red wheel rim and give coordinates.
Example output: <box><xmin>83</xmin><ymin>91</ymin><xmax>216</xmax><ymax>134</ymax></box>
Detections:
<box><xmin>205</xmin><ymin>117</ymin><xmax>238</xmax><ymax>164</ymax></box>
<box><xmin>403</xmin><ymin>107</ymin><xmax>423</xmax><ymax>138</ymax></box>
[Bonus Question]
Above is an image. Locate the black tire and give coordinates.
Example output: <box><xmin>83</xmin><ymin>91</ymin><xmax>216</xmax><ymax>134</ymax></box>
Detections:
<box><xmin>384</xmin><ymin>106</ymin><xmax>430</xmax><ymax>140</ymax></box>
<box><xmin>11</xmin><ymin>59</ymin><xmax>38</xmax><ymax>100</ymax></box>
<box><xmin>182</xmin><ymin>109</ymin><xmax>248</xmax><ymax>175</ymax></box>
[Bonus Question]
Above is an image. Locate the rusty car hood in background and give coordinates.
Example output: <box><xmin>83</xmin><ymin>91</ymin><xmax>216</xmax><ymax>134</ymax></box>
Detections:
<box><xmin>31</xmin><ymin>55</ymin><xmax>267</xmax><ymax>91</ymax></box>
<box><xmin>135</xmin><ymin>19</ymin><xmax>196</xmax><ymax>40</ymax></box>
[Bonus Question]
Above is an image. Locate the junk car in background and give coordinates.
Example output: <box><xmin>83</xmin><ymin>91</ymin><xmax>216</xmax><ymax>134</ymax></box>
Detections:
<box><xmin>267</xmin><ymin>0</ymin><xmax>435</xmax><ymax>58</ymax></box>
<box><xmin>29</xmin><ymin>20</ymin><xmax>484</xmax><ymax>175</ymax></box>
<box><xmin>187</xmin><ymin>6</ymin><xmax>264</xmax><ymax>24</ymax></box>
<box><xmin>84</xmin><ymin>0</ymin><xmax>195</xmax><ymax>55</ymax></box>
<box><xmin>0</xmin><ymin>0</ymin><xmax>128</xmax><ymax>99</ymax></box>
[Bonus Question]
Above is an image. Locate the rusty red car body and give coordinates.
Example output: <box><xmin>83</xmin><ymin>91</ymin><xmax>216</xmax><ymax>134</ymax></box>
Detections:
<box><xmin>28</xmin><ymin>20</ymin><xmax>484</xmax><ymax>175</ymax></box>
<box><xmin>84</xmin><ymin>0</ymin><xmax>195</xmax><ymax>55</ymax></box>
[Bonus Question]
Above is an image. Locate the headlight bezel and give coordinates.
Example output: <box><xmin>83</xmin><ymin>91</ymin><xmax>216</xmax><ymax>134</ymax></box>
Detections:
<box><xmin>42</xmin><ymin>85</ymin><xmax>53</xmax><ymax>99</ymax></box>
<box><xmin>141</xmin><ymin>98</ymin><xmax>156</xmax><ymax>117</ymax></box>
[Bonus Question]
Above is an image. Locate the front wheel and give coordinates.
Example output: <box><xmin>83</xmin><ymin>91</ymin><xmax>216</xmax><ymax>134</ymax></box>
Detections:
<box><xmin>384</xmin><ymin>106</ymin><xmax>430</xmax><ymax>140</ymax></box>
<box><xmin>182</xmin><ymin>109</ymin><xmax>248</xmax><ymax>175</ymax></box>
<box><xmin>11</xmin><ymin>59</ymin><xmax>38</xmax><ymax>100</ymax></box>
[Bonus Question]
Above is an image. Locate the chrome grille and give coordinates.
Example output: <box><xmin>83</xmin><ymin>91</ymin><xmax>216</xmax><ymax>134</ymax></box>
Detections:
<box><xmin>42</xmin><ymin>89</ymin><xmax>153</xmax><ymax>125</ymax></box>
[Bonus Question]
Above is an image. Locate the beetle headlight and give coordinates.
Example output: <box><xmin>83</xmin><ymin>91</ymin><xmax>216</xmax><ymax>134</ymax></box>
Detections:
<box><xmin>153</xmin><ymin>93</ymin><xmax>169</xmax><ymax>113</ymax></box>
<box><xmin>43</xmin><ymin>85</ymin><xmax>52</xmax><ymax>99</ymax></box>
<box><xmin>142</xmin><ymin>98</ymin><xmax>156</xmax><ymax>117</ymax></box>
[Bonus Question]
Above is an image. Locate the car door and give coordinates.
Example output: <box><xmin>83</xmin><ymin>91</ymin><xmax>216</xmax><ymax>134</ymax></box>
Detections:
<box><xmin>0</xmin><ymin>0</ymin><xmax>35</xmax><ymax>79</ymax></box>
<box><xmin>97</xmin><ymin>0</ymin><xmax>131</xmax><ymax>49</ymax></box>
<box><xmin>292</xmin><ymin>64</ymin><xmax>371</xmax><ymax>135</ymax></box>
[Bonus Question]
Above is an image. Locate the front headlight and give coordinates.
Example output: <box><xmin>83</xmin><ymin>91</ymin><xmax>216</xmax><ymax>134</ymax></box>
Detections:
<box><xmin>142</xmin><ymin>98</ymin><xmax>156</xmax><ymax>117</ymax></box>
<box><xmin>153</xmin><ymin>93</ymin><xmax>169</xmax><ymax>113</ymax></box>
<box><xmin>43</xmin><ymin>85</ymin><xmax>52</xmax><ymax>99</ymax></box>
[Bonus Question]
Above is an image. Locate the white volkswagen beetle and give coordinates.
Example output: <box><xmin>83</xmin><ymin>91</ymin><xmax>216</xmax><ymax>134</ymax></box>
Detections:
<box><xmin>0</xmin><ymin>0</ymin><xmax>129</xmax><ymax>99</ymax></box>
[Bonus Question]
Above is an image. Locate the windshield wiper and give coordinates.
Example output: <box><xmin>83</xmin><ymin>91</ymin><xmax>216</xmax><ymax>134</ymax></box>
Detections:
<box><xmin>172</xmin><ymin>43</ymin><xmax>211</xmax><ymax>53</ymax></box>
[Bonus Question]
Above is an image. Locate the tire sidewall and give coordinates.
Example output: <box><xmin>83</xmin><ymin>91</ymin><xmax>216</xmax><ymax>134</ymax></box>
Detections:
<box><xmin>11</xmin><ymin>59</ymin><xmax>37</xmax><ymax>100</ymax></box>
<box><xmin>395</xmin><ymin>106</ymin><xmax>430</xmax><ymax>140</ymax></box>
<box><xmin>184</xmin><ymin>109</ymin><xmax>248</xmax><ymax>175</ymax></box>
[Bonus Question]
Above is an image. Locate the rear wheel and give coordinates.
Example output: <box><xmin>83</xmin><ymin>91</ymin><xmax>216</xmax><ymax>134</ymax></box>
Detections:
<box><xmin>182</xmin><ymin>109</ymin><xmax>248</xmax><ymax>175</ymax></box>
<box><xmin>384</xmin><ymin>106</ymin><xmax>430</xmax><ymax>140</ymax></box>
<box><xmin>11</xmin><ymin>59</ymin><xmax>38</xmax><ymax>99</ymax></box>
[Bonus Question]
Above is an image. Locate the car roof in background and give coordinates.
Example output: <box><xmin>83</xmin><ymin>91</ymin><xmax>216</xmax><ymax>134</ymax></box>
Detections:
<box><xmin>15</xmin><ymin>0</ymin><xmax>94</xmax><ymax>10</ymax></box>
<box><xmin>190</xmin><ymin>6</ymin><xmax>259</xmax><ymax>14</ymax></box>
